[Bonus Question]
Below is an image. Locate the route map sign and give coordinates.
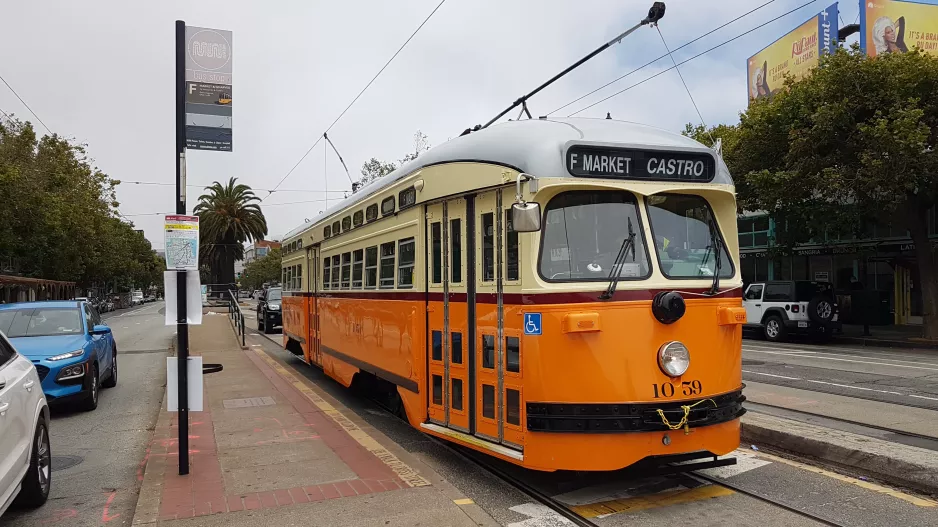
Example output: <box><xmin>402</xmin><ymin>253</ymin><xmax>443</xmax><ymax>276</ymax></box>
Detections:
<box><xmin>164</xmin><ymin>215</ymin><xmax>200</xmax><ymax>270</ymax></box>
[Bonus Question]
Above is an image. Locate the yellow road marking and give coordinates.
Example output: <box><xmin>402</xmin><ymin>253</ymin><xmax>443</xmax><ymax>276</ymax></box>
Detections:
<box><xmin>754</xmin><ymin>451</ymin><xmax>936</xmax><ymax>508</ymax></box>
<box><xmin>253</xmin><ymin>349</ymin><xmax>431</xmax><ymax>488</ymax></box>
<box><xmin>453</xmin><ymin>498</ymin><xmax>474</xmax><ymax>505</ymax></box>
<box><xmin>570</xmin><ymin>485</ymin><xmax>734</xmax><ymax>518</ymax></box>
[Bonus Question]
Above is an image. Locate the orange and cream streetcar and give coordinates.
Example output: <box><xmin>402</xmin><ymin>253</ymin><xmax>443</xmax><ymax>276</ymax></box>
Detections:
<box><xmin>279</xmin><ymin>115</ymin><xmax>747</xmax><ymax>472</ymax></box>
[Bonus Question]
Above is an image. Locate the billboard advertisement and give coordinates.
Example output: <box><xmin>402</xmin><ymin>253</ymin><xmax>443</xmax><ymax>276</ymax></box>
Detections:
<box><xmin>861</xmin><ymin>0</ymin><xmax>938</xmax><ymax>57</ymax></box>
<box><xmin>747</xmin><ymin>3</ymin><xmax>838</xmax><ymax>102</ymax></box>
<box><xmin>185</xmin><ymin>26</ymin><xmax>232</xmax><ymax>151</ymax></box>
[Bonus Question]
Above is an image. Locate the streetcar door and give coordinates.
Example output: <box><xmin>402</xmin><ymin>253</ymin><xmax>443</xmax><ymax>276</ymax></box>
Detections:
<box><xmin>308</xmin><ymin>246</ymin><xmax>322</xmax><ymax>367</ymax></box>
<box><xmin>426</xmin><ymin>197</ymin><xmax>471</xmax><ymax>433</ymax></box>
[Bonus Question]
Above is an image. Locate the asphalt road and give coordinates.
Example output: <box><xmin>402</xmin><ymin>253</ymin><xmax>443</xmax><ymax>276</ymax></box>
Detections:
<box><xmin>1</xmin><ymin>301</ymin><xmax>172</xmax><ymax>527</ymax></box>
<box><xmin>741</xmin><ymin>338</ymin><xmax>938</xmax><ymax>411</ymax></box>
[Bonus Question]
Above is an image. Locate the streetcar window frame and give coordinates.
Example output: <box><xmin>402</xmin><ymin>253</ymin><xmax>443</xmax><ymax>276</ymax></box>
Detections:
<box><xmin>431</xmin><ymin>222</ymin><xmax>442</xmax><ymax>285</ymax></box>
<box><xmin>537</xmin><ymin>190</ymin><xmax>652</xmax><ymax>284</ymax></box>
<box><xmin>331</xmin><ymin>255</ymin><xmax>341</xmax><ymax>289</ymax></box>
<box><xmin>398</xmin><ymin>237</ymin><xmax>416</xmax><ymax>289</ymax></box>
<box><xmin>295</xmin><ymin>265</ymin><xmax>302</xmax><ymax>291</ymax></box>
<box><xmin>481</xmin><ymin>212</ymin><xmax>495</xmax><ymax>282</ymax></box>
<box><xmin>365</xmin><ymin>246</ymin><xmax>378</xmax><ymax>289</ymax></box>
<box><xmin>398</xmin><ymin>187</ymin><xmax>416</xmax><ymax>210</ymax></box>
<box><xmin>644</xmin><ymin>193</ymin><xmax>735</xmax><ymax>281</ymax></box>
<box><xmin>353</xmin><ymin>210</ymin><xmax>364</xmax><ymax>228</ymax></box>
<box><xmin>342</xmin><ymin>216</ymin><xmax>352</xmax><ymax>232</ymax></box>
<box><xmin>322</xmin><ymin>257</ymin><xmax>331</xmax><ymax>290</ymax></box>
<box><xmin>332</xmin><ymin>221</ymin><xmax>341</xmax><ymax>236</ymax></box>
<box><xmin>324</xmin><ymin>226</ymin><xmax>331</xmax><ymax>239</ymax></box>
<box><xmin>352</xmin><ymin>249</ymin><xmax>364</xmax><ymax>289</ymax></box>
<box><xmin>381</xmin><ymin>196</ymin><xmax>395</xmax><ymax>217</ymax></box>
<box><xmin>450</xmin><ymin>218</ymin><xmax>462</xmax><ymax>284</ymax></box>
<box><xmin>379</xmin><ymin>242</ymin><xmax>395</xmax><ymax>289</ymax></box>
<box><xmin>341</xmin><ymin>252</ymin><xmax>352</xmax><ymax>289</ymax></box>
<box><xmin>505</xmin><ymin>209</ymin><xmax>519</xmax><ymax>282</ymax></box>
<box><xmin>366</xmin><ymin>204</ymin><xmax>379</xmax><ymax>222</ymax></box>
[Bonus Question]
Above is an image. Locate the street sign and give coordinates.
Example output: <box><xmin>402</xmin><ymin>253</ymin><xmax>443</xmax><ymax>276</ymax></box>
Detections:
<box><xmin>185</xmin><ymin>26</ymin><xmax>232</xmax><ymax>151</ymax></box>
<box><xmin>164</xmin><ymin>215</ymin><xmax>200</xmax><ymax>270</ymax></box>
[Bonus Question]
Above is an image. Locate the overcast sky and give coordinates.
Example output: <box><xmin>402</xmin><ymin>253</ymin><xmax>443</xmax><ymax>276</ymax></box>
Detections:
<box><xmin>0</xmin><ymin>0</ymin><xmax>862</xmax><ymax>250</ymax></box>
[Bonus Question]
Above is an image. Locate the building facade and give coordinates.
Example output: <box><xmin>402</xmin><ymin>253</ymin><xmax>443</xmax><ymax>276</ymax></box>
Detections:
<box><xmin>244</xmin><ymin>239</ymin><xmax>281</xmax><ymax>265</ymax></box>
<box><xmin>738</xmin><ymin>208</ymin><xmax>937</xmax><ymax>325</ymax></box>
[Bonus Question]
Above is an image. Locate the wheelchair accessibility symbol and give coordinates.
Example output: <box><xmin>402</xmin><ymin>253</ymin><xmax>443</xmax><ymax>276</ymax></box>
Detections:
<box><xmin>524</xmin><ymin>313</ymin><xmax>542</xmax><ymax>336</ymax></box>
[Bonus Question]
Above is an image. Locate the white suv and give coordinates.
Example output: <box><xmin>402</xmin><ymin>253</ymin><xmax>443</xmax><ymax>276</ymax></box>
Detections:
<box><xmin>0</xmin><ymin>331</ymin><xmax>51</xmax><ymax>516</ymax></box>
<box><xmin>743</xmin><ymin>280</ymin><xmax>840</xmax><ymax>342</ymax></box>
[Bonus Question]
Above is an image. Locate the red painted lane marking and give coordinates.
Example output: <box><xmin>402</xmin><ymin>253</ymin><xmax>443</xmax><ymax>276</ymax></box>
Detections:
<box><xmin>40</xmin><ymin>508</ymin><xmax>77</xmax><ymax>524</ymax></box>
<box><xmin>101</xmin><ymin>491</ymin><xmax>120</xmax><ymax>523</ymax></box>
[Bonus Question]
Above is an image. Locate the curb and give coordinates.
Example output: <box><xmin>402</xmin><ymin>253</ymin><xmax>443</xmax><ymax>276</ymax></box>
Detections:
<box><xmin>829</xmin><ymin>335</ymin><xmax>938</xmax><ymax>350</ymax></box>
<box><xmin>741</xmin><ymin>412</ymin><xmax>938</xmax><ymax>496</ymax></box>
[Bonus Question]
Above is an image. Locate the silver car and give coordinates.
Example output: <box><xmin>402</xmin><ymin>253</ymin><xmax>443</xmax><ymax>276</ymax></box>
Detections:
<box><xmin>0</xmin><ymin>331</ymin><xmax>51</xmax><ymax>516</ymax></box>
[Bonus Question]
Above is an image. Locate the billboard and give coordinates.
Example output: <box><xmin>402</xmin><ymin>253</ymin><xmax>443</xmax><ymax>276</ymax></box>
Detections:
<box><xmin>185</xmin><ymin>26</ymin><xmax>232</xmax><ymax>151</ymax></box>
<box><xmin>747</xmin><ymin>3</ymin><xmax>838</xmax><ymax>102</ymax></box>
<box><xmin>861</xmin><ymin>0</ymin><xmax>938</xmax><ymax>57</ymax></box>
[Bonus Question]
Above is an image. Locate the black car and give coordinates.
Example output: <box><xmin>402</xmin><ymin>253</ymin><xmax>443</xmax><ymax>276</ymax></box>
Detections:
<box><xmin>257</xmin><ymin>287</ymin><xmax>282</xmax><ymax>334</ymax></box>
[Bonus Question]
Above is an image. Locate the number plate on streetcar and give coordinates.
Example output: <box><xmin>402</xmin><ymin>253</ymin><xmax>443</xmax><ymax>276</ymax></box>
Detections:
<box><xmin>798</xmin><ymin>321</ymin><xmax>808</xmax><ymax>328</ymax></box>
<box><xmin>652</xmin><ymin>380</ymin><xmax>703</xmax><ymax>398</ymax></box>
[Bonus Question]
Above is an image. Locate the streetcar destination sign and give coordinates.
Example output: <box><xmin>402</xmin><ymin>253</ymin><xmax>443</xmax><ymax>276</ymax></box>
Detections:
<box><xmin>565</xmin><ymin>146</ymin><xmax>715</xmax><ymax>182</ymax></box>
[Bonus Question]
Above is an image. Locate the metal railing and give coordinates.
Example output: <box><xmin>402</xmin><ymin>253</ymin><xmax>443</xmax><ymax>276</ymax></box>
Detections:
<box><xmin>227</xmin><ymin>289</ymin><xmax>246</xmax><ymax>347</ymax></box>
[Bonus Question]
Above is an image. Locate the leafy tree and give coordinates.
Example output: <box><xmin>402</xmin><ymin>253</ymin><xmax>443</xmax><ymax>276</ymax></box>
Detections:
<box><xmin>240</xmin><ymin>247</ymin><xmax>282</xmax><ymax>291</ymax></box>
<box><xmin>690</xmin><ymin>46</ymin><xmax>938</xmax><ymax>338</ymax></box>
<box><xmin>354</xmin><ymin>131</ymin><xmax>431</xmax><ymax>191</ymax></box>
<box><xmin>194</xmin><ymin>177</ymin><xmax>268</xmax><ymax>286</ymax></box>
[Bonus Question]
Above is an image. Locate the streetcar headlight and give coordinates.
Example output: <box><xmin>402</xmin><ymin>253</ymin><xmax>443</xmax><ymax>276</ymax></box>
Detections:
<box><xmin>658</xmin><ymin>341</ymin><xmax>690</xmax><ymax>378</ymax></box>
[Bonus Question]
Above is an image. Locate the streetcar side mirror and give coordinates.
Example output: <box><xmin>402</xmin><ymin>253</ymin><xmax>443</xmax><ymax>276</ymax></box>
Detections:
<box><xmin>511</xmin><ymin>202</ymin><xmax>541</xmax><ymax>232</ymax></box>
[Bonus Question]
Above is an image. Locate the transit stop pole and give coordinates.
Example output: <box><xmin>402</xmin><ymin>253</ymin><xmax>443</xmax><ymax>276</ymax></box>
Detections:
<box><xmin>174</xmin><ymin>19</ymin><xmax>190</xmax><ymax>476</ymax></box>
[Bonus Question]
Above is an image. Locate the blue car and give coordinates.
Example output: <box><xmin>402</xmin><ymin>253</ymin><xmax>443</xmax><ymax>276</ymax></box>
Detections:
<box><xmin>0</xmin><ymin>301</ymin><xmax>117</xmax><ymax>411</ymax></box>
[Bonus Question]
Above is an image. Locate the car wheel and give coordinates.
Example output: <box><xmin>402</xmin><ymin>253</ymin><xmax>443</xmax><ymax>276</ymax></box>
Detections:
<box><xmin>257</xmin><ymin>316</ymin><xmax>264</xmax><ymax>332</ymax></box>
<box><xmin>808</xmin><ymin>296</ymin><xmax>835</xmax><ymax>324</ymax></box>
<box><xmin>14</xmin><ymin>416</ymin><xmax>51</xmax><ymax>509</ymax></box>
<box><xmin>81</xmin><ymin>364</ymin><xmax>99</xmax><ymax>411</ymax></box>
<box><xmin>764</xmin><ymin>315</ymin><xmax>786</xmax><ymax>342</ymax></box>
<box><xmin>263</xmin><ymin>313</ymin><xmax>272</xmax><ymax>334</ymax></box>
<box><xmin>102</xmin><ymin>348</ymin><xmax>117</xmax><ymax>388</ymax></box>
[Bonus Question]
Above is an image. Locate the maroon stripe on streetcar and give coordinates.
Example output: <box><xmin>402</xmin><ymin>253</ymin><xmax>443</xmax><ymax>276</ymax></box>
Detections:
<box><xmin>292</xmin><ymin>288</ymin><xmax>739</xmax><ymax>304</ymax></box>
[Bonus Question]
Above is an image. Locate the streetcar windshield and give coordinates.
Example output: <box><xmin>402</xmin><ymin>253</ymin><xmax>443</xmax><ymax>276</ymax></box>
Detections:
<box><xmin>646</xmin><ymin>194</ymin><xmax>733</xmax><ymax>279</ymax></box>
<box><xmin>539</xmin><ymin>191</ymin><xmax>650</xmax><ymax>282</ymax></box>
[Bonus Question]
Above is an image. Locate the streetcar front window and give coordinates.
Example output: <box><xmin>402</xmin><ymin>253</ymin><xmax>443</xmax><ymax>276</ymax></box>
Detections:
<box><xmin>646</xmin><ymin>194</ymin><xmax>733</xmax><ymax>279</ymax></box>
<box><xmin>539</xmin><ymin>191</ymin><xmax>650</xmax><ymax>282</ymax></box>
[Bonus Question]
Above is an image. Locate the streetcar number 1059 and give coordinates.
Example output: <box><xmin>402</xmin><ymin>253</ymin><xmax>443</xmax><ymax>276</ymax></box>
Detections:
<box><xmin>652</xmin><ymin>380</ymin><xmax>702</xmax><ymax>398</ymax></box>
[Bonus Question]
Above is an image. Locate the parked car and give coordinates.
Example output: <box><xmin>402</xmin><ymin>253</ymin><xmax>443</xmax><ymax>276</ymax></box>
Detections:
<box><xmin>0</xmin><ymin>301</ymin><xmax>117</xmax><ymax>411</ymax></box>
<box><xmin>0</xmin><ymin>330</ymin><xmax>51</xmax><ymax>516</ymax></box>
<box><xmin>743</xmin><ymin>280</ymin><xmax>840</xmax><ymax>342</ymax></box>
<box><xmin>256</xmin><ymin>287</ymin><xmax>282</xmax><ymax>334</ymax></box>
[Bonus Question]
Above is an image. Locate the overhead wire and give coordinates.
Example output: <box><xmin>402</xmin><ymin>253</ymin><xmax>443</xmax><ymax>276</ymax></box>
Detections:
<box><xmin>547</xmin><ymin>0</ymin><xmax>779</xmax><ymax>116</ymax></box>
<box><xmin>116</xmin><ymin>180</ymin><xmax>346</xmax><ymax>193</ymax></box>
<box><xmin>265</xmin><ymin>0</ymin><xmax>449</xmax><ymax>200</ymax></box>
<box><xmin>120</xmin><ymin>197</ymin><xmax>329</xmax><ymax>218</ymax></box>
<box><xmin>0</xmin><ymin>73</ymin><xmax>52</xmax><ymax>134</ymax></box>
<box><xmin>655</xmin><ymin>26</ymin><xmax>714</xmax><ymax>144</ymax></box>
<box><xmin>567</xmin><ymin>0</ymin><xmax>820</xmax><ymax>117</ymax></box>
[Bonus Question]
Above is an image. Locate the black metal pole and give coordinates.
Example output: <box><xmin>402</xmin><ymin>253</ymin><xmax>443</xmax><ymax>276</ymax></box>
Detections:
<box><xmin>175</xmin><ymin>19</ymin><xmax>190</xmax><ymax>476</ymax></box>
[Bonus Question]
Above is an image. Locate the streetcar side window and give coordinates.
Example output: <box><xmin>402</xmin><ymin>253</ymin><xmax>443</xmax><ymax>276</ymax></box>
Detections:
<box><xmin>482</xmin><ymin>213</ymin><xmax>494</xmax><ymax>282</ymax></box>
<box><xmin>352</xmin><ymin>249</ymin><xmax>364</xmax><ymax>289</ymax></box>
<box><xmin>332</xmin><ymin>220</ymin><xmax>340</xmax><ymax>235</ymax></box>
<box><xmin>341</xmin><ymin>252</ymin><xmax>351</xmax><ymax>289</ymax></box>
<box><xmin>286</xmin><ymin>267</ymin><xmax>292</xmax><ymax>291</ymax></box>
<box><xmin>431</xmin><ymin>222</ymin><xmax>442</xmax><ymax>284</ymax></box>
<box><xmin>323</xmin><ymin>258</ymin><xmax>331</xmax><ymax>290</ymax></box>
<box><xmin>331</xmin><ymin>255</ymin><xmax>341</xmax><ymax>289</ymax></box>
<box><xmin>505</xmin><ymin>210</ymin><xmax>519</xmax><ymax>281</ymax></box>
<box><xmin>398</xmin><ymin>237</ymin><xmax>415</xmax><ymax>288</ymax></box>
<box><xmin>482</xmin><ymin>334</ymin><xmax>495</xmax><ymax>369</ymax></box>
<box><xmin>539</xmin><ymin>191</ymin><xmax>650</xmax><ymax>282</ymax></box>
<box><xmin>451</xmin><ymin>218</ymin><xmax>462</xmax><ymax>284</ymax></box>
<box><xmin>365</xmin><ymin>246</ymin><xmax>378</xmax><ymax>289</ymax></box>
<box><xmin>379</xmin><ymin>242</ymin><xmax>395</xmax><ymax>288</ymax></box>
<box><xmin>296</xmin><ymin>265</ymin><xmax>303</xmax><ymax>291</ymax></box>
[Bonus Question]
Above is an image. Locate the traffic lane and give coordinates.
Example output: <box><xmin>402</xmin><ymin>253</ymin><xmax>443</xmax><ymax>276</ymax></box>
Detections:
<box><xmin>742</xmin><ymin>343</ymin><xmax>938</xmax><ymax>411</ymax></box>
<box><xmin>249</xmin><ymin>334</ymin><xmax>938</xmax><ymax>526</ymax></box>
<box><xmin>103</xmin><ymin>301</ymin><xmax>174</xmax><ymax>353</ymax></box>
<box><xmin>1</xmin><ymin>306</ymin><xmax>169</xmax><ymax>527</ymax></box>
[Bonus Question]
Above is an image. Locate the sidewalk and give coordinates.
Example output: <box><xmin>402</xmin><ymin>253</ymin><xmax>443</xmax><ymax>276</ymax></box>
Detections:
<box><xmin>834</xmin><ymin>323</ymin><xmax>938</xmax><ymax>350</ymax></box>
<box><xmin>132</xmin><ymin>312</ymin><xmax>497</xmax><ymax>526</ymax></box>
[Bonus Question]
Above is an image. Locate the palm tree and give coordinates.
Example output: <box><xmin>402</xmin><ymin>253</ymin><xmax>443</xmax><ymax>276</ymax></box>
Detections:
<box><xmin>194</xmin><ymin>177</ymin><xmax>268</xmax><ymax>285</ymax></box>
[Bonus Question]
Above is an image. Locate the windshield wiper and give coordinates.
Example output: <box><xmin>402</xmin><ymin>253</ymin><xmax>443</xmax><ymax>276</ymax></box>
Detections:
<box><xmin>600</xmin><ymin>218</ymin><xmax>636</xmax><ymax>300</ymax></box>
<box><xmin>708</xmin><ymin>218</ymin><xmax>722</xmax><ymax>295</ymax></box>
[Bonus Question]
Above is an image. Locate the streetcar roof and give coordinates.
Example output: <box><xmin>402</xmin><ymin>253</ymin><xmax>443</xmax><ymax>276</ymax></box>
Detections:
<box><xmin>283</xmin><ymin>117</ymin><xmax>730</xmax><ymax>240</ymax></box>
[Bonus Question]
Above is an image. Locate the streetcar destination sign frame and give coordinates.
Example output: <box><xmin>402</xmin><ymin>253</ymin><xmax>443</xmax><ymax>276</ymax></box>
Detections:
<box><xmin>565</xmin><ymin>145</ymin><xmax>716</xmax><ymax>182</ymax></box>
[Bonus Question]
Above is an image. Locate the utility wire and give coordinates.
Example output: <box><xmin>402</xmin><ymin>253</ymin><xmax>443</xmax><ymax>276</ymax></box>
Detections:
<box><xmin>121</xmin><ymin>197</ymin><xmax>329</xmax><ymax>217</ymax></box>
<box><xmin>548</xmin><ymin>0</ymin><xmax>779</xmax><ymax>116</ymax></box>
<box><xmin>116</xmin><ymin>180</ymin><xmax>347</xmax><ymax>193</ymax></box>
<box><xmin>0</xmin><ymin>73</ymin><xmax>52</xmax><ymax>134</ymax></box>
<box><xmin>568</xmin><ymin>0</ymin><xmax>819</xmax><ymax>117</ymax></box>
<box><xmin>266</xmin><ymin>0</ymin><xmax>449</xmax><ymax>199</ymax></box>
<box><xmin>656</xmin><ymin>26</ymin><xmax>714</xmax><ymax>144</ymax></box>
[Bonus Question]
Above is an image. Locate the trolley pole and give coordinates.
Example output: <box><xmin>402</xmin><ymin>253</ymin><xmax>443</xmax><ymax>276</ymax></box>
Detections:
<box><xmin>174</xmin><ymin>19</ymin><xmax>190</xmax><ymax>476</ymax></box>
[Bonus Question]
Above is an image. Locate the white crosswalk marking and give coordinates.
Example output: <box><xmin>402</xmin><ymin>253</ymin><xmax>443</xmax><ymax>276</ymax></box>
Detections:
<box><xmin>507</xmin><ymin>504</ymin><xmax>575</xmax><ymax>526</ymax></box>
